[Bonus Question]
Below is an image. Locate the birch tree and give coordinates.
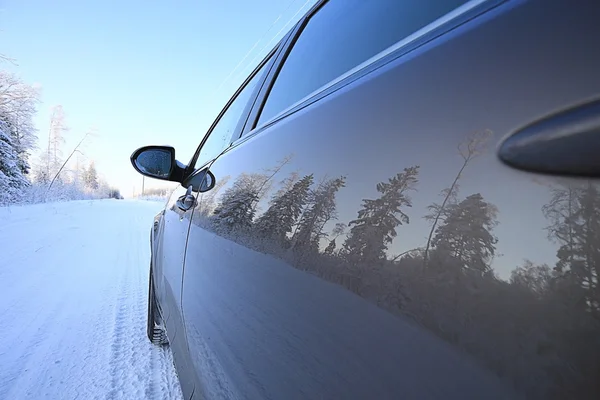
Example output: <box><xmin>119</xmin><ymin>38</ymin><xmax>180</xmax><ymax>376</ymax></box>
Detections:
<box><xmin>47</xmin><ymin>105</ymin><xmax>68</xmax><ymax>179</ymax></box>
<box><xmin>423</xmin><ymin>130</ymin><xmax>493</xmax><ymax>266</ymax></box>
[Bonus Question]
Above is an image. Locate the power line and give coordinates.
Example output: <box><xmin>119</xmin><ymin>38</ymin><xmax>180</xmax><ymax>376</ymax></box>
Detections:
<box><xmin>212</xmin><ymin>0</ymin><xmax>300</xmax><ymax>95</ymax></box>
<box><xmin>236</xmin><ymin>0</ymin><xmax>314</xmax><ymax>83</ymax></box>
<box><xmin>231</xmin><ymin>0</ymin><xmax>314</xmax><ymax>85</ymax></box>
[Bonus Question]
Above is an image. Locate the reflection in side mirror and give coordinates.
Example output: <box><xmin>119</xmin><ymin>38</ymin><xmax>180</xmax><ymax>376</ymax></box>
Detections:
<box><xmin>184</xmin><ymin>168</ymin><xmax>216</xmax><ymax>193</ymax></box>
<box><xmin>130</xmin><ymin>146</ymin><xmax>176</xmax><ymax>180</ymax></box>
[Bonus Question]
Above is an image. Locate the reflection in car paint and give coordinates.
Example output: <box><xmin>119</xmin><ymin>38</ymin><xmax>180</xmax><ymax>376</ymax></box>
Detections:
<box><xmin>185</xmin><ymin>128</ymin><xmax>600</xmax><ymax>399</ymax></box>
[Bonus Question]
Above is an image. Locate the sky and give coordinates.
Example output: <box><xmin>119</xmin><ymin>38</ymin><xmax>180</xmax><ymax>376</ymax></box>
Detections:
<box><xmin>0</xmin><ymin>0</ymin><xmax>317</xmax><ymax>196</ymax></box>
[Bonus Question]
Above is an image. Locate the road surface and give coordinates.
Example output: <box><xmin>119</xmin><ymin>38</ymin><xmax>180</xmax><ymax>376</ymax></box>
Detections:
<box><xmin>0</xmin><ymin>199</ymin><xmax>183</xmax><ymax>400</ymax></box>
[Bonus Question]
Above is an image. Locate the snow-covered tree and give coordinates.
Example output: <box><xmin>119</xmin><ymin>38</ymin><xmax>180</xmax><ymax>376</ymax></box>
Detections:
<box><xmin>292</xmin><ymin>176</ymin><xmax>346</xmax><ymax>253</ymax></box>
<box><xmin>0</xmin><ymin>71</ymin><xmax>39</xmax><ymax>179</ymax></box>
<box><xmin>273</xmin><ymin>171</ymin><xmax>299</xmax><ymax>199</ymax></box>
<box><xmin>249</xmin><ymin>155</ymin><xmax>294</xmax><ymax>211</ymax></box>
<box><xmin>543</xmin><ymin>183</ymin><xmax>600</xmax><ymax>314</ymax></box>
<box><xmin>212</xmin><ymin>173</ymin><xmax>263</xmax><ymax>234</ymax></box>
<box><xmin>342</xmin><ymin>166</ymin><xmax>420</xmax><ymax>265</ymax></box>
<box><xmin>0</xmin><ymin>124</ymin><xmax>28</xmax><ymax>204</ymax></box>
<box><xmin>194</xmin><ymin>175</ymin><xmax>230</xmax><ymax>218</ymax></box>
<box><xmin>423</xmin><ymin>130</ymin><xmax>493</xmax><ymax>266</ymax></box>
<box><xmin>255</xmin><ymin>173</ymin><xmax>313</xmax><ymax>246</ymax></box>
<box><xmin>324</xmin><ymin>222</ymin><xmax>347</xmax><ymax>255</ymax></box>
<box><xmin>431</xmin><ymin>193</ymin><xmax>498</xmax><ymax>274</ymax></box>
<box><xmin>510</xmin><ymin>260</ymin><xmax>553</xmax><ymax>297</ymax></box>
<box><xmin>83</xmin><ymin>162</ymin><xmax>99</xmax><ymax>190</ymax></box>
<box><xmin>46</xmin><ymin>105</ymin><xmax>68</xmax><ymax>179</ymax></box>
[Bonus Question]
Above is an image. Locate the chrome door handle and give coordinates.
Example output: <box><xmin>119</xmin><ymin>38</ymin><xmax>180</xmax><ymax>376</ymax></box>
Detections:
<box><xmin>176</xmin><ymin>186</ymin><xmax>196</xmax><ymax>211</ymax></box>
<box><xmin>499</xmin><ymin>98</ymin><xmax>600</xmax><ymax>177</ymax></box>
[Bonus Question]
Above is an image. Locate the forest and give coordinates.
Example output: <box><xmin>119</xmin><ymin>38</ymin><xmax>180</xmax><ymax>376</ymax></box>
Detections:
<box><xmin>0</xmin><ymin>66</ymin><xmax>120</xmax><ymax>205</ymax></box>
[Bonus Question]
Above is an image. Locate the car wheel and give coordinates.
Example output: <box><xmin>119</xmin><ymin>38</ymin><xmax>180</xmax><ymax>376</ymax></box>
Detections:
<box><xmin>147</xmin><ymin>266</ymin><xmax>168</xmax><ymax>345</ymax></box>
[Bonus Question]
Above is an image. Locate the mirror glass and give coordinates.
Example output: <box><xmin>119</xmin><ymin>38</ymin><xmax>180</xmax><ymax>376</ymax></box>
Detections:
<box><xmin>134</xmin><ymin>149</ymin><xmax>173</xmax><ymax>178</ymax></box>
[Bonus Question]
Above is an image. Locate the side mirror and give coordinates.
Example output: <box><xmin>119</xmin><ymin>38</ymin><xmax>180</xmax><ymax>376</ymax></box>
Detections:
<box><xmin>130</xmin><ymin>145</ymin><xmax>185</xmax><ymax>182</ymax></box>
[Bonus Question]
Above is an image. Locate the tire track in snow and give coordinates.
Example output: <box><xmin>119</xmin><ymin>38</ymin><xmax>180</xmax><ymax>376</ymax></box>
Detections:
<box><xmin>105</xmin><ymin>209</ymin><xmax>183</xmax><ymax>400</ymax></box>
<box><xmin>106</xmin><ymin>222</ymin><xmax>141</xmax><ymax>400</ymax></box>
<box><xmin>0</xmin><ymin>200</ymin><xmax>183</xmax><ymax>400</ymax></box>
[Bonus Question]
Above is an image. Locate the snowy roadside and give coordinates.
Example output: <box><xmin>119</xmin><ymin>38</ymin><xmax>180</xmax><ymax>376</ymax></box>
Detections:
<box><xmin>0</xmin><ymin>199</ymin><xmax>183</xmax><ymax>400</ymax></box>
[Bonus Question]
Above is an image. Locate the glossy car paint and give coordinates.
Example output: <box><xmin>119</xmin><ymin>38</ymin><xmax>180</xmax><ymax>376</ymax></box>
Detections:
<box><xmin>147</xmin><ymin>0</ymin><xmax>600</xmax><ymax>399</ymax></box>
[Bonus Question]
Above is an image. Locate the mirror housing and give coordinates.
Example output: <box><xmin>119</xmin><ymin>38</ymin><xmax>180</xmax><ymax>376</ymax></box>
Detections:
<box><xmin>130</xmin><ymin>145</ymin><xmax>186</xmax><ymax>182</ymax></box>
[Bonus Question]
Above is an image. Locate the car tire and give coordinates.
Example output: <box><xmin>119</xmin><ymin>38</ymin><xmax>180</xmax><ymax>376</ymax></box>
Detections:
<box><xmin>147</xmin><ymin>267</ymin><xmax>168</xmax><ymax>345</ymax></box>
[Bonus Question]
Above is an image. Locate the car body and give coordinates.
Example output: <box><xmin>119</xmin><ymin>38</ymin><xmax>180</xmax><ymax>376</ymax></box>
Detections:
<box><xmin>132</xmin><ymin>0</ymin><xmax>600</xmax><ymax>399</ymax></box>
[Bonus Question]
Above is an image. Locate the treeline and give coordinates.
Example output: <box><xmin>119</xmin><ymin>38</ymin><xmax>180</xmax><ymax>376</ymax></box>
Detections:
<box><xmin>0</xmin><ymin>66</ymin><xmax>120</xmax><ymax>205</ymax></box>
<box><xmin>187</xmin><ymin>132</ymin><xmax>600</xmax><ymax>399</ymax></box>
<box><xmin>139</xmin><ymin>187</ymin><xmax>171</xmax><ymax>197</ymax></box>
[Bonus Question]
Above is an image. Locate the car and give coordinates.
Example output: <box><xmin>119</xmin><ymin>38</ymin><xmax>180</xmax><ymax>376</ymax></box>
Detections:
<box><xmin>130</xmin><ymin>0</ymin><xmax>600</xmax><ymax>399</ymax></box>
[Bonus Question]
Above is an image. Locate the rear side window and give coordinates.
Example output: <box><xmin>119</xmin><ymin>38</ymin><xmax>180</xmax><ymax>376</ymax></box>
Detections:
<box><xmin>256</xmin><ymin>0</ymin><xmax>469</xmax><ymax>126</ymax></box>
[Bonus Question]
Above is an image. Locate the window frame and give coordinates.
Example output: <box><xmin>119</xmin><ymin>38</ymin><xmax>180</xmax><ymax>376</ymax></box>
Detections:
<box><xmin>237</xmin><ymin>0</ymin><xmax>326</xmax><ymax>140</ymax></box>
<box><xmin>186</xmin><ymin>42</ymin><xmax>284</xmax><ymax>174</ymax></box>
<box><xmin>236</xmin><ymin>0</ymin><xmax>501</xmax><ymax>143</ymax></box>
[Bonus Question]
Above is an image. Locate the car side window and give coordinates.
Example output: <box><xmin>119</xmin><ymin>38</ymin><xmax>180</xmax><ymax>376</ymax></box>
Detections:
<box><xmin>193</xmin><ymin>55</ymin><xmax>273</xmax><ymax>169</ymax></box>
<box><xmin>256</xmin><ymin>0</ymin><xmax>469</xmax><ymax>127</ymax></box>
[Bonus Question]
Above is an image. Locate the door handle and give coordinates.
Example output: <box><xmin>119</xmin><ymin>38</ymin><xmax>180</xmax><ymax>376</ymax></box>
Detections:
<box><xmin>176</xmin><ymin>185</ymin><xmax>196</xmax><ymax>211</ymax></box>
<box><xmin>499</xmin><ymin>98</ymin><xmax>600</xmax><ymax>177</ymax></box>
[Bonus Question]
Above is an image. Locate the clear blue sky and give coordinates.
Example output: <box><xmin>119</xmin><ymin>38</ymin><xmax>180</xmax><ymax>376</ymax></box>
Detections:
<box><xmin>0</xmin><ymin>0</ymin><xmax>317</xmax><ymax>196</ymax></box>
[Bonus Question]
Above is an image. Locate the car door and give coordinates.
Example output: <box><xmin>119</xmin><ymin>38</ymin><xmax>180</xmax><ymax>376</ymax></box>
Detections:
<box><xmin>154</xmin><ymin>186</ymin><xmax>188</xmax><ymax>331</ymax></box>
<box><xmin>166</xmin><ymin>47</ymin><xmax>281</xmax><ymax>400</ymax></box>
<box><xmin>183</xmin><ymin>0</ymin><xmax>600</xmax><ymax>399</ymax></box>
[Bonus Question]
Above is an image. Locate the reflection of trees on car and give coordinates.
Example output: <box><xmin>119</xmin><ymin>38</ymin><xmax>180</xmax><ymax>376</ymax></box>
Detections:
<box><xmin>254</xmin><ymin>173</ymin><xmax>313</xmax><ymax>248</ymax></box>
<box><xmin>323</xmin><ymin>223</ymin><xmax>346</xmax><ymax>256</ymax></box>
<box><xmin>430</xmin><ymin>193</ymin><xmax>499</xmax><ymax>275</ymax></box>
<box><xmin>291</xmin><ymin>176</ymin><xmax>346</xmax><ymax>256</ymax></box>
<box><xmin>341</xmin><ymin>166</ymin><xmax>419</xmax><ymax>269</ymax></box>
<box><xmin>424</xmin><ymin>130</ymin><xmax>493</xmax><ymax>267</ymax></box>
<box><xmin>198</xmin><ymin>147</ymin><xmax>600</xmax><ymax>399</ymax></box>
<box><xmin>543</xmin><ymin>182</ymin><xmax>600</xmax><ymax>316</ymax></box>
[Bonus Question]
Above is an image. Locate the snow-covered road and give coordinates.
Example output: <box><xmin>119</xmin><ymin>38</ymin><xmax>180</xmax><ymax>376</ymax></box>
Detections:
<box><xmin>0</xmin><ymin>199</ymin><xmax>183</xmax><ymax>400</ymax></box>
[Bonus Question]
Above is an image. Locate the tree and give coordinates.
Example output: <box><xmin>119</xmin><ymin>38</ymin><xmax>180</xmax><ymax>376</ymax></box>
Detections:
<box><xmin>431</xmin><ymin>193</ymin><xmax>498</xmax><ymax>274</ymax></box>
<box><xmin>195</xmin><ymin>176</ymin><xmax>230</xmax><ymax>218</ymax></box>
<box><xmin>47</xmin><ymin>105</ymin><xmax>68</xmax><ymax>179</ymax></box>
<box><xmin>212</xmin><ymin>173</ymin><xmax>263</xmax><ymax>234</ymax></box>
<box><xmin>0</xmin><ymin>71</ymin><xmax>39</xmax><ymax>177</ymax></box>
<box><xmin>83</xmin><ymin>162</ymin><xmax>99</xmax><ymax>190</ymax></box>
<box><xmin>510</xmin><ymin>260</ymin><xmax>553</xmax><ymax>297</ymax></box>
<box><xmin>423</xmin><ymin>130</ymin><xmax>493</xmax><ymax>266</ymax></box>
<box><xmin>342</xmin><ymin>166</ymin><xmax>420</xmax><ymax>266</ymax></box>
<box><xmin>250</xmin><ymin>155</ymin><xmax>294</xmax><ymax>210</ymax></box>
<box><xmin>543</xmin><ymin>183</ymin><xmax>600</xmax><ymax>314</ymax></box>
<box><xmin>255</xmin><ymin>173</ymin><xmax>313</xmax><ymax>246</ymax></box>
<box><xmin>273</xmin><ymin>171</ymin><xmax>299</xmax><ymax>199</ymax></box>
<box><xmin>292</xmin><ymin>176</ymin><xmax>346</xmax><ymax>253</ymax></box>
<box><xmin>0</xmin><ymin>124</ymin><xmax>28</xmax><ymax>204</ymax></box>
<box><xmin>324</xmin><ymin>223</ymin><xmax>347</xmax><ymax>256</ymax></box>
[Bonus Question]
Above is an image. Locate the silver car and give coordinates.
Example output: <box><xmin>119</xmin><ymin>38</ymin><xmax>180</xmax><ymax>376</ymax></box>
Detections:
<box><xmin>131</xmin><ymin>0</ymin><xmax>600</xmax><ymax>398</ymax></box>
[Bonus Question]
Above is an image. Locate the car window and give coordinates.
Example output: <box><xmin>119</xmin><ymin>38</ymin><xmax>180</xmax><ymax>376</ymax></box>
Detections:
<box><xmin>193</xmin><ymin>55</ymin><xmax>273</xmax><ymax>169</ymax></box>
<box><xmin>256</xmin><ymin>0</ymin><xmax>469</xmax><ymax>127</ymax></box>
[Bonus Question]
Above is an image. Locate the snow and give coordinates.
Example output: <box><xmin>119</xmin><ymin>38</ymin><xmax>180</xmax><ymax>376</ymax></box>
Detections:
<box><xmin>0</xmin><ymin>199</ymin><xmax>183</xmax><ymax>400</ymax></box>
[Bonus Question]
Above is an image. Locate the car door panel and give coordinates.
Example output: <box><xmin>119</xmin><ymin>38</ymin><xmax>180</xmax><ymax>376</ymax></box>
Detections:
<box><xmin>182</xmin><ymin>0</ymin><xmax>600</xmax><ymax>399</ymax></box>
<box><xmin>154</xmin><ymin>184</ymin><xmax>197</xmax><ymax>398</ymax></box>
<box><xmin>162</xmin><ymin>43</ymin><xmax>282</xmax><ymax>400</ymax></box>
